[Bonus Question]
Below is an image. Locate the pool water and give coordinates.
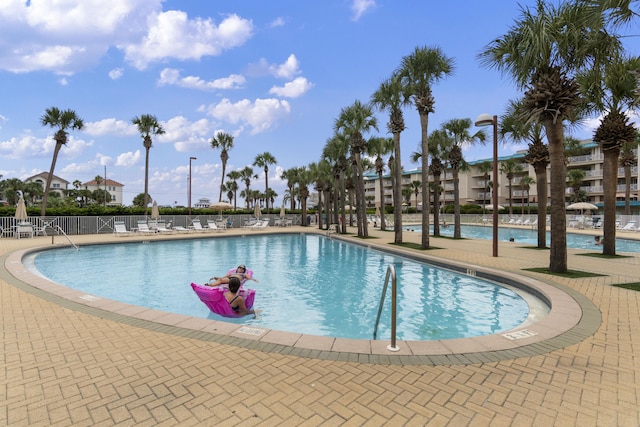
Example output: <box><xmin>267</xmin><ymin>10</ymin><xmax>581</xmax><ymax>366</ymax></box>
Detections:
<box><xmin>28</xmin><ymin>234</ymin><xmax>533</xmax><ymax>341</ymax></box>
<box><xmin>404</xmin><ymin>224</ymin><xmax>640</xmax><ymax>252</ymax></box>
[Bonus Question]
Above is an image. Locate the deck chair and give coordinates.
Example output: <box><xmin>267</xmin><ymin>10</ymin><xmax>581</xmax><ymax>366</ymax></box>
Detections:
<box><xmin>155</xmin><ymin>220</ymin><xmax>175</xmax><ymax>234</ymax></box>
<box><xmin>190</xmin><ymin>219</ymin><xmax>211</xmax><ymax>232</ymax></box>
<box><xmin>136</xmin><ymin>221</ymin><xmax>157</xmax><ymax>234</ymax></box>
<box><xmin>113</xmin><ymin>221</ymin><xmax>133</xmax><ymax>236</ymax></box>
<box><xmin>214</xmin><ymin>219</ymin><xmax>228</xmax><ymax>230</ymax></box>
<box><xmin>16</xmin><ymin>223</ymin><xmax>34</xmax><ymax>239</ymax></box>
<box><xmin>621</xmin><ymin>221</ymin><xmax>637</xmax><ymax>231</ymax></box>
<box><xmin>248</xmin><ymin>219</ymin><xmax>270</xmax><ymax>230</ymax></box>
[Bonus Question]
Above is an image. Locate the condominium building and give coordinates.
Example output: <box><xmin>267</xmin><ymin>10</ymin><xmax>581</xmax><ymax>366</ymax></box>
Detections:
<box><xmin>364</xmin><ymin>139</ymin><xmax>639</xmax><ymax>214</ymax></box>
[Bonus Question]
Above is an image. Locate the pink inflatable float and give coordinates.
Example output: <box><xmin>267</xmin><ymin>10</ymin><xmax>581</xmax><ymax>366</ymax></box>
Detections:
<box><xmin>190</xmin><ymin>283</ymin><xmax>256</xmax><ymax>318</ymax></box>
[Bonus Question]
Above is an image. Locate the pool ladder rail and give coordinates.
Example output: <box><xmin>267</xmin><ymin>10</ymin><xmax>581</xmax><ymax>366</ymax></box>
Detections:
<box><xmin>373</xmin><ymin>264</ymin><xmax>400</xmax><ymax>352</ymax></box>
<box><xmin>51</xmin><ymin>225</ymin><xmax>79</xmax><ymax>250</ymax></box>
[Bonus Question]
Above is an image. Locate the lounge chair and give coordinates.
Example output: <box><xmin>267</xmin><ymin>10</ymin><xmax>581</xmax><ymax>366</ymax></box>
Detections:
<box><xmin>155</xmin><ymin>220</ymin><xmax>175</xmax><ymax>234</ymax></box>
<box><xmin>113</xmin><ymin>221</ymin><xmax>134</xmax><ymax>236</ymax></box>
<box><xmin>190</xmin><ymin>219</ymin><xmax>211</xmax><ymax>232</ymax></box>
<box><xmin>248</xmin><ymin>219</ymin><xmax>270</xmax><ymax>230</ymax></box>
<box><xmin>214</xmin><ymin>219</ymin><xmax>228</xmax><ymax>230</ymax></box>
<box><xmin>620</xmin><ymin>221</ymin><xmax>637</xmax><ymax>231</ymax></box>
<box><xmin>172</xmin><ymin>225</ymin><xmax>192</xmax><ymax>233</ymax></box>
<box><xmin>136</xmin><ymin>221</ymin><xmax>157</xmax><ymax>234</ymax></box>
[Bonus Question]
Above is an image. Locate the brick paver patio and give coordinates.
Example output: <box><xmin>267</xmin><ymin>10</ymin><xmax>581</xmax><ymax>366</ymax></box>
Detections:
<box><xmin>2</xmin><ymin>225</ymin><xmax>639</xmax><ymax>426</ymax></box>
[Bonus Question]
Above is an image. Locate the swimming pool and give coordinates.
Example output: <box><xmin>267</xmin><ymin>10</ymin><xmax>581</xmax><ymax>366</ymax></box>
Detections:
<box><xmin>27</xmin><ymin>234</ymin><xmax>539</xmax><ymax>341</ymax></box>
<box><xmin>404</xmin><ymin>224</ymin><xmax>640</xmax><ymax>252</ymax></box>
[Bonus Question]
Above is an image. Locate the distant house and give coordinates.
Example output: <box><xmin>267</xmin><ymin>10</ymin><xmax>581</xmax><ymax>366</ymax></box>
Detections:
<box><xmin>82</xmin><ymin>178</ymin><xmax>125</xmax><ymax>206</ymax></box>
<box><xmin>25</xmin><ymin>172</ymin><xmax>69</xmax><ymax>201</ymax></box>
<box><xmin>194</xmin><ymin>198</ymin><xmax>211</xmax><ymax>209</ymax></box>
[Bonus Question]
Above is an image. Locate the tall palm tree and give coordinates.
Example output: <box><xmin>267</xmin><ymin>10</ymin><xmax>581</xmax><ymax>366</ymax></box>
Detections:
<box><xmin>566</xmin><ymin>168</ymin><xmax>586</xmax><ymax>203</ymax></box>
<box><xmin>477</xmin><ymin>160</ymin><xmax>493</xmax><ymax>216</ymax></box>
<box><xmin>398</xmin><ymin>46</ymin><xmax>455</xmax><ymax>249</ymax></box>
<box><xmin>281</xmin><ymin>168</ymin><xmax>299</xmax><ymax>212</ymax></box>
<box><xmin>499</xmin><ymin>158</ymin><xmax>524</xmax><ymax>217</ymax></box>
<box><xmin>253</xmin><ymin>152</ymin><xmax>276</xmax><ymax>211</ymax></box>
<box><xmin>323</xmin><ymin>134</ymin><xmax>350</xmax><ymax>232</ymax></box>
<box><xmin>443</xmin><ymin>118</ymin><xmax>486</xmax><ymax>238</ymax></box>
<box><xmin>294</xmin><ymin>166</ymin><xmax>312</xmax><ymax>226</ymax></box>
<box><xmin>366</xmin><ymin>136</ymin><xmax>394</xmax><ymax>231</ymax></box>
<box><xmin>210</xmin><ymin>132</ymin><xmax>235</xmax><ymax>203</ymax></box>
<box><xmin>226</xmin><ymin>170</ymin><xmax>242</xmax><ymax>210</ymax></box>
<box><xmin>501</xmin><ymin>98</ymin><xmax>550</xmax><ymax>248</ymax></box>
<box><xmin>371</xmin><ymin>73</ymin><xmax>409</xmax><ymax>243</ymax></box>
<box><xmin>619</xmin><ymin>136</ymin><xmax>638</xmax><ymax>215</ymax></box>
<box><xmin>132</xmin><ymin>114</ymin><xmax>165</xmax><ymax>217</ymax></box>
<box><xmin>519</xmin><ymin>175</ymin><xmax>536</xmax><ymax>217</ymax></box>
<box><xmin>410</xmin><ymin>180</ymin><xmax>421</xmax><ymax>209</ymax></box>
<box><xmin>335</xmin><ymin>100</ymin><xmax>378</xmax><ymax>237</ymax></box>
<box><xmin>478</xmin><ymin>0</ymin><xmax>619</xmax><ymax>272</ymax></box>
<box><xmin>239</xmin><ymin>166</ymin><xmax>256</xmax><ymax>209</ymax></box>
<box><xmin>40</xmin><ymin>107</ymin><xmax>84</xmax><ymax>215</ymax></box>
<box><xmin>579</xmin><ymin>55</ymin><xmax>639</xmax><ymax>255</ymax></box>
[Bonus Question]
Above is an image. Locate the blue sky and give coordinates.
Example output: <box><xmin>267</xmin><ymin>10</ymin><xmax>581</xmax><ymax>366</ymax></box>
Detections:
<box><xmin>0</xmin><ymin>0</ymin><xmax>637</xmax><ymax>207</ymax></box>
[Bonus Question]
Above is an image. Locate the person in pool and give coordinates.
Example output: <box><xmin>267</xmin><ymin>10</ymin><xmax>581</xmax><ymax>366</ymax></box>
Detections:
<box><xmin>207</xmin><ymin>264</ymin><xmax>259</xmax><ymax>287</ymax></box>
<box><xmin>225</xmin><ymin>277</ymin><xmax>256</xmax><ymax>317</ymax></box>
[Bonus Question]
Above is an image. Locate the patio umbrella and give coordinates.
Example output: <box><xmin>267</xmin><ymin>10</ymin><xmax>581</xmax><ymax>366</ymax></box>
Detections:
<box><xmin>254</xmin><ymin>204</ymin><xmax>262</xmax><ymax>219</ymax></box>
<box><xmin>151</xmin><ymin>201</ymin><xmax>160</xmax><ymax>220</ymax></box>
<box><xmin>280</xmin><ymin>204</ymin><xmax>286</xmax><ymax>219</ymax></box>
<box><xmin>211</xmin><ymin>201</ymin><xmax>232</xmax><ymax>218</ymax></box>
<box><xmin>485</xmin><ymin>204</ymin><xmax>504</xmax><ymax>211</ymax></box>
<box><xmin>566</xmin><ymin>202</ymin><xmax>598</xmax><ymax>211</ymax></box>
<box><xmin>15</xmin><ymin>196</ymin><xmax>28</xmax><ymax>223</ymax></box>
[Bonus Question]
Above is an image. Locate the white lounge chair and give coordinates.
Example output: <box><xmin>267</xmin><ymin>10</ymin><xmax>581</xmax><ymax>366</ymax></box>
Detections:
<box><xmin>155</xmin><ymin>220</ymin><xmax>175</xmax><ymax>234</ymax></box>
<box><xmin>214</xmin><ymin>219</ymin><xmax>228</xmax><ymax>230</ymax></box>
<box><xmin>248</xmin><ymin>219</ymin><xmax>270</xmax><ymax>230</ymax></box>
<box><xmin>172</xmin><ymin>225</ymin><xmax>192</xmax><ymax>233</ymax></box>
<box><xmin>113</xmin><ymin>221</ymin><xmax>133</xmax><ymax>236</ymax></box>
<box><xmin>190</xmin><ymin>219</ymin><xmax>211</xmax><ymax>232</ymax></box>
<box><xmin>621</xmin><ymin>221</ymin><xmax>637</xmax><ymax>231</ymax></box>
<box><xmin>136</xmin><ymin>221</ymin><xmax>157</xmax><ymax>234</ymax></box>
<box><xmin>16</xmin><ymin>223</ymin><xmax>34</xmax><ymax>239</ymax></box>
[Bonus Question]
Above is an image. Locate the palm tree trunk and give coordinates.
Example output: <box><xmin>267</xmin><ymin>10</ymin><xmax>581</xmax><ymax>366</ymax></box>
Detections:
<box><xmin>392</xmin><ymin>133</ymin><xmax>403</xmax><ymax>244</ymax></box>
<box><xmin>433</xmin><ymin>175</ymin><xmax>441</xmax><ymax>237</ymax></box>
<box><xmin>378</xmin><ymin>170</ymin><xmax>386</xmax><ymax>231</ymax></box>
<box><xmin>453</xmin><ymin>169</ymin><xmax>461</xmax><ymax>239</ymax></box>
<box><xmin>41</xmin><ymin>143</ymin><xmax>62</xmax><ymax>216</ymax></box>
<box><xmin>603</xmin><ymin>149</ymin><xmax>620</xmax><ymax>255</ymax></box>
<box><xmin>420</xmin><ymin>113</ymin><xmax>430</xmax><ymax>249</ymax></box>
<box><xmin>219</xmin><ymin>162</ymin><xmax>226</xmax><ymax>202</ymax></box>
<box><xmin>546</xmin><ymin>121</ymin><xmax>567</xmax><ymax>273</ymax></box>
<box><xmin>534</xmin><ymin>165</ymin><xmax>548</xmax><ymax>248</ymax></box>
<box><xmin>144</xmin><ymin>147</ymin><xmax>150</xmax><ymax>217</ymax></box>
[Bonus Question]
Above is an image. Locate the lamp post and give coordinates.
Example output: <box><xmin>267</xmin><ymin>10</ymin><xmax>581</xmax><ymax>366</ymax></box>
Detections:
<box><xmin>188</xmin><ymin>156</ymin><xmax>197</xmax><ymax>216</ymax></box>
<box><xmin>475</xmin><ymin>113</ymin><xmax>499</xmax><ymax>257</ymax></box>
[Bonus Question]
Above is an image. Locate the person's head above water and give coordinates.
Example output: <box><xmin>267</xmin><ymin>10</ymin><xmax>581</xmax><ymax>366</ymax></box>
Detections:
<box><xmin>237</xmin><ymin>265</ymin><xmax>246</xmax><ymax>273</ymax></box>
<box><xmin>228</xmin><ymin>276</ymin><xmax>241</xmax><ymax>292</ymax></box>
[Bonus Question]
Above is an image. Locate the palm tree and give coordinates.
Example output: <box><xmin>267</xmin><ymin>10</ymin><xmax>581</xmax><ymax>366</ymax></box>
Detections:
<box><xmin>40</xmin><ymin>107</ymin><xmax>84</xmax><ymax>215</ymax></box>
<box><xmin>132</xmin><ymin>114</ymin><xmax>165</xmax><ymax>217</ymax></box>
<box><xmin>410</xmin><ymin>180</ymin><xmax>421</xmax><ymax>209</ymax></box>
<box><xmin>477</xmin><ymin>161</ymin><xmax>493</xmax><ymax>216</ymax></box>
<box><xmin>499</xmin><ymin>158</ymin><xmax>524</xmax><ymax>217</ymax></box>
<box><xmin>579</xmin><ymin>55</ymin><xmax>639</xmax><ymax>255</ymax></box>
<box><xmin>335</xmin><ymin>100</ymin><xmax>378</xmax><ymax>237</ymax></box>
<box><xmin>253</xmin><ymin>152</ymin><xmax>276</xmax><ymax>211</ymax></box>
<box><xmin>478</xmin><ymin>0</ymin><xmax>619</xmax><ymax>272</ymax></box>
<box><xmin>323</xmin><ymin>134</ymin><xmax>350</xmax><ymax>233</ymax></box>
<box><xmin>294</xmin><ymin>166</ymin><xmax>312</xmax><ymax>226</ymax></box>
<box><xmin>501</xmin><ymin>98</ymin><xmax>549</xmax><ymax>248</ymax></box>
<box><xmin>619</xmin><ymin>136</ymin><xmax>638</xmax><ymax>215</ymax></box>
<box><xmin>366</xmin><ymin>136</ymin><xmax>394</xmax><ymax>231</ymax></box>
<box><xmin>398</xmin><ymin>46</ymin><xmax>455</xmax><ymax>248</ymax></box>
<box><xmin>519</xmin><ymin>175</ymin><xmax>536</xmax><ymax>217</ymax></box>
<box><xmin>281</xmin><ymin>168</ymin><xmax>299</xmax><ymax>212</ymax></box>
<box><xmin>566</xmin><ymin>168</ymin><xmax>586</xmax><ymax>203</ymax></box>
<box><xmin>226</xmin><ymin>170</ymin><xmax>242</xmax><ymax>210</ymax></box>
<box><xmin>210</xmin><ymin>132</ymin><xmax>235</xmax><ymax>202</ymax></box>
<box><xmin>239</xmin><ymin>166</ymin><xmax>256</xmax><ymax>209</ymax></box>
<box><xmin>371</xmin><ymin>73</ymin><xmax>409</xmax><ymax>243</ymax></box>
<box><xmin>443</xmin><ymin>118</ymin><xmax>486</xmax><ymax>238</ymax></box>
<box><xmin>310</xmin><ymin>159</ymin><xmax>333</xmax><ymax>230</ymax></box>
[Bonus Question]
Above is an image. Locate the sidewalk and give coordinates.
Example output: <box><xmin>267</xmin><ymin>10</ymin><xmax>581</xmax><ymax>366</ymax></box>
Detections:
<box><xmin>2</xmin><ymin>226</ymin><xmax>640</xmax><ymax>426</ymax></box>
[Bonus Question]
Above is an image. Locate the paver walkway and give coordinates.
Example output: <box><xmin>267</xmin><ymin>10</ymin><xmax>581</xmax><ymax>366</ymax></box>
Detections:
<box><xmin>2</xmin><ymin>225</ymin><xmax>640</xmax><ymax>426</ymax></box>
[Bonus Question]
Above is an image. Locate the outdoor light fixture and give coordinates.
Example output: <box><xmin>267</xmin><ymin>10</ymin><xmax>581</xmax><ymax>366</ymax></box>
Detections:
<box><xmin>475</xmin><ymin>113</ymin><xmax>499</xmax><ymax>257</ymax></box>
<box><xmin>188</xmin><ymin>156</ymin><xmax>197</xmax><ymax>216</ymax></box>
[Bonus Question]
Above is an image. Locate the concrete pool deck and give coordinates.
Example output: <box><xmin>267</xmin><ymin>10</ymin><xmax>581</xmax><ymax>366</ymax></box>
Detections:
<box><xmin>2</xmin><ymin>225</ymin><xmax>640</xmax><ymax>425</ymax></box>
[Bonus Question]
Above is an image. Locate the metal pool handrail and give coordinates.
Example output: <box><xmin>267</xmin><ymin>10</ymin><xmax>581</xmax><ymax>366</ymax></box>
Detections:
<box><xmin>373</xmin><ymin>264</ymin><xmax>400</xmax><ymax>352</ymax></box>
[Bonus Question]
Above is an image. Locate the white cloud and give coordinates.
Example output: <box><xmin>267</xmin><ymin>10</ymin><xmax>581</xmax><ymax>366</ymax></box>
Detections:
<box><xmin>160</xmin><ymin>116</ymin><xmax>214</xmax><ymax>144</ymax></box>
<box><xmin>269</xmin><ymin>76</ymin><xmax>314</xmax><ymax>98</ymax></box>
<box><xmin>158</xmin><ymin>68</ymin><xmax>245</xmax><ymax>91</ymax></box>
<box><xmin>269</xmin><ymin>17</ymin><xmax>285</xmax><ymax>28</ymax></box>
<box><xmin>83</xmin><ymin>118</ymin><xmax>137</xmax><ymax>137</ymax></box>
<box><xmin>58</xmin><ymin>77</ymin><xmax>68</xmax><ymax>85</ymax></box>
<box><xmin>109</xmin><ymin>68</ymin><xmax>124</xmax><ymax>80</ymax></box>
<box><xmin>247</xmin><ymin>54</ymin><xmax>301</xmax><ymax>79</ymax></box>
<box><xmin>115</xmin><ymin>150</ymin><xmax>141</xmax><ymax>167</ymax></box>
<box><xmin>122</xmin><ymin>11</ymin><xmax>253</xmax><ymax>70</ymax></box>
<box><xmin>0</xmin><ymin>133</ymin><xmax>91</xmax><ymax>159</ymax></box>
<box><xmin>351</xmin><ymin>0</ymin><xmax>376</xmax><ymax>21</ymax></box>
<box><xmin>206</xmin><ymin>98</ymin><xmax>291</xmax><ymax>135</ymax></box>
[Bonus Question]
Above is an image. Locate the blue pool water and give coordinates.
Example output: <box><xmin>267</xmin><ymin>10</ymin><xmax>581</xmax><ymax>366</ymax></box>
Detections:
<box><xmin>404</xmin><ymin>224</ymin><xmax>640</xmax><ymax>253</ymax></box>
<box><xmin>28</xmin><ymin>234</ymin><xmax>532</xmax><ymax>341</ymax></box>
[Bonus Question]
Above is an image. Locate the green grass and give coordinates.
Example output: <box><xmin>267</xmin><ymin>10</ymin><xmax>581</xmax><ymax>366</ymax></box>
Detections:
<box><xmin>576</xmin><ymin>253</ymin><xmax>632</xmax><ymax>259</ymax></box>
<box><xmin>523</xmin><ymin>267</ymin><xmax>607</xmax><ymax>278</ymax></box>
<box><xmin>613</xmin><ymin>283</ymin><xmax>640</xmax><ymax>291</ymax></box>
